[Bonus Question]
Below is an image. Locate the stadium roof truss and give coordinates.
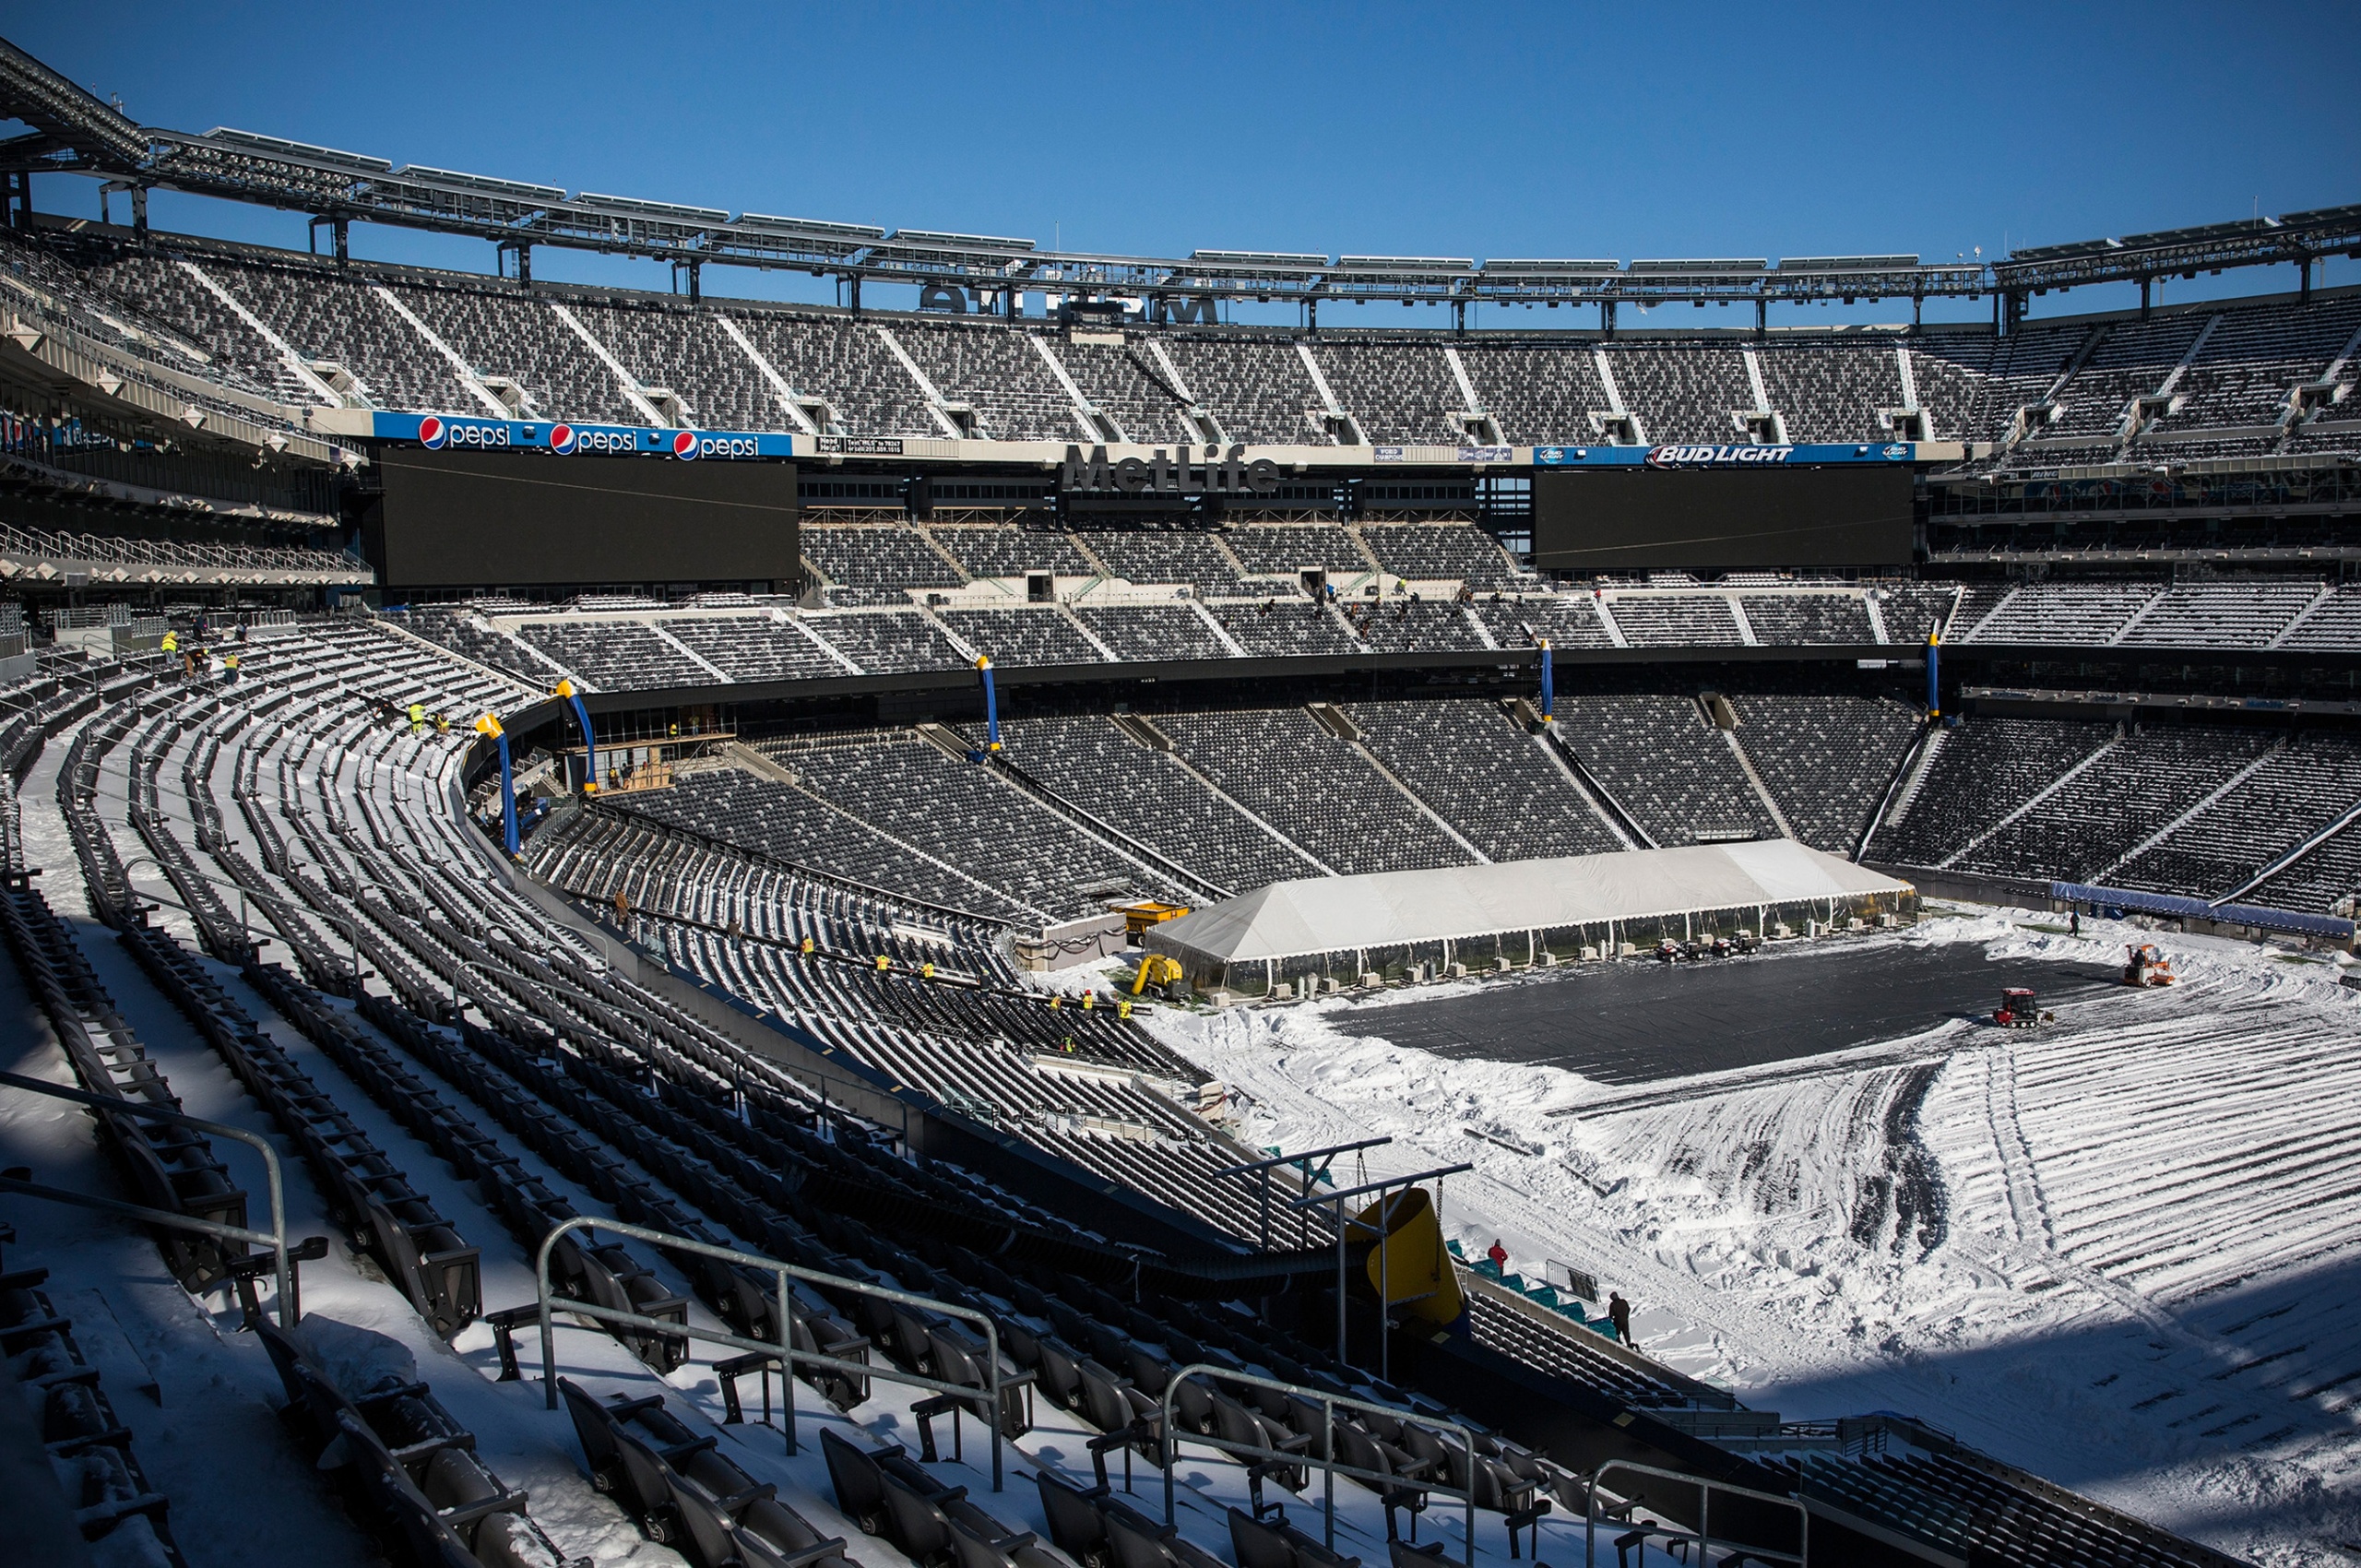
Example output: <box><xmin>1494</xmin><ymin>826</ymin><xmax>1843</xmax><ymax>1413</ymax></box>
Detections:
<box><xmin>1</xmin><ymin>38</ymin><xmax>2353</xmax><ymax>314</ymax></box>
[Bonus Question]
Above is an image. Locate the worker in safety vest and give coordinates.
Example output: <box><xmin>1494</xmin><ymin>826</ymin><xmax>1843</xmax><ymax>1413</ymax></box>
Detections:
<box><xmin>160</xmin><ymin>630</ymin><xmax>178</xmax><ymax>657</ymax></box>
<box><xmin>222</xmin><ymin>652</ymin><xmax>239</xmax><ymax>683</ymax></box>
<box><xmin>408</xmin><ymin>702</ymin><xmax>425</xmax><ymax>732</ymax></box>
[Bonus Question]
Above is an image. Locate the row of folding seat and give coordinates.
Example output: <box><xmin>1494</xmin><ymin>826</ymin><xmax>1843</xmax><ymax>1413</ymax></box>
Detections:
<box><xmin>0</xmin><ymin>876</ymin><xmax>247</xmax><ymax>1291</ymax></box>
<box><xmin>251</xmin><ymin>941</ymin><xmax>697</xmax><ymax>1375</ymax></box>
<box><xmin>0</xmin><ymin>1222</ymin><xmax>191</xmax><ymax>1565</ymax></box>
<box><xmin>17</xmin><ymin>668</ymin><xmax>606</xmax><ymax>1565</ymax></box>
<box><xmin>55</xmin><ymin>679</ymin><xmax>516</xmax><ymax>1348</ymax></box>
<box><xmin>336</xmin><ymin>948</ymin><xmax>877</xmax><ymax>1389</ymax></box>
<box><xmin>554</xmin><ymin>800</ymin><xmax>1174</xmax><ymax>1072</ymax></box>
<box><xmin>116</xmin><ymin>919</ymin><xmax>482</xmax><ymax>1337</ymax></box>
<box><xmin>563</xmin><ymin>1379</ymin><xmax>852</xmax><ymax>1568</ymax></box>
<box><xmin>258</xmin><ymin>1316</ymin><xmax>575</xmax><ymax>1568</ymax></box>
<box><xmin>822</xmin><ymin>1426</ymin><xmax>1058</xmax><ymax>1568</ymax></box>
<box><xmin>1876</xmin><ymin>1452</ymin><xmax>2214</xmax><ymax>1568</ymax></box>
<box><xmin>164</xmin><ymin>671</ymin><xmax>711</xmax><ymax>1377</ymax></box>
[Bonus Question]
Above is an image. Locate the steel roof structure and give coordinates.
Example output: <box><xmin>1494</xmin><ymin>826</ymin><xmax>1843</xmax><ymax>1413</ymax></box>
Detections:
<box><xmin>1</xmin><ymin>37</ymin><xmax>2354</xmax><ymax>318</ymax></box>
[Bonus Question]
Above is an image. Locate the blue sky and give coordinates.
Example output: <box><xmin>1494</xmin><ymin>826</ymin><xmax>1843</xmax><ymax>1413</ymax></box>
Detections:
<box><xmin>9</xmin><ymin>2</ymin><xmax>2355</xmax><ymax>326</ymax></box>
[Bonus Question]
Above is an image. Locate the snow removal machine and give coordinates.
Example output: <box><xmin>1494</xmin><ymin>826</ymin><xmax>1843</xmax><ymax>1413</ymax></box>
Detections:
<box><xmin>2123</xmin><ymin>942</ymin><xmax>2177</xmax><ymax>987</ymax></box>
<box><xmin>1994</xmin><ymin>987</ymin><xmax>2044</xmax><ymax>1028</ymax></box>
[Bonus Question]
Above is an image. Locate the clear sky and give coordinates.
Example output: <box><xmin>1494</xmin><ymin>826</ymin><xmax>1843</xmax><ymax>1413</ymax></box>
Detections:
<box><xmin>8</xmin><ymin>2</ymin><xmax>2355</xmax><ymax>327</ymax></box>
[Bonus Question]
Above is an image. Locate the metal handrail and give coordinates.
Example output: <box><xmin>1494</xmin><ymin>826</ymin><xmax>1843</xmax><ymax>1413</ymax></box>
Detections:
<box><xmin>530</xmin><ymin>1215</ymin><xmax>1018</xmax><ymax>1488</ymax></box>
<box><xmin>1584</xmin><ymin>1459</ymin><xmax>1808</xmax><ymax>1567</ymax></box>
<box><xmin>0</xmin><ymin>1067</ymin><xmax>299</xmax><ymax>1325</ymax></box>
<box><xmin>1210</xmin><ymin>1136</ymin><xmax>1389</xmax><ymax>1252</ymax></box>
<box><xmin>1159</xmin><ymin>1362</ymin><xmax>1478</xmax><ymax>1555</ymax></box>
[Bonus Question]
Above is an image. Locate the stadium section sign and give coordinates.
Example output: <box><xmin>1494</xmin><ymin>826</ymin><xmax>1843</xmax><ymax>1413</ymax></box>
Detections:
<box><xmin>1374</xmin><ymin>445</ymin><xmax>1514</xmax><ymax>463</ymax></box>
<box><xmin>372</xmin><ymin>412</ymin><xmax>793</xmax><ymax>460</ymax></box>
<box><xmin>1533</xmin><ymin>442</ymin><xmax>1919</xmax><ymax>466</ymax></box>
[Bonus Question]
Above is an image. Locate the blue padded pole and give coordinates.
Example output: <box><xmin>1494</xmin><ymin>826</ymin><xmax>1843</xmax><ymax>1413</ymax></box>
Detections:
<box><xmin>1538</xmin><ymin>639</ymin><xmax>1555</xmax><ymax>722</ymax></box>
<box><xmin>1927</xmin><ymin>629</ymin><xmax>1941</xmax><ymax>719</ymax></box>
<box><xmin>978</xmin><ymin>657</ymin><xmax>1002</xmax><ymax>751</ymax></box>
<box><xmin>566</xmin><ymin>692</ymin><xmax>599</xmax><ymax>790</ymax></box>
<box><xmin>496</xmin><ymin>732</ymin><xmax>519</xmax><ymax>855</ymax></box>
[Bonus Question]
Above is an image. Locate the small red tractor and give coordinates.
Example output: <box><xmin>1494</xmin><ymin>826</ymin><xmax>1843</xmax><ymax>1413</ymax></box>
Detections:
<box><xmin>1994</xmin><ymin>986</ymin><xmax>2041</xmax><ymax>1028</ymax></box>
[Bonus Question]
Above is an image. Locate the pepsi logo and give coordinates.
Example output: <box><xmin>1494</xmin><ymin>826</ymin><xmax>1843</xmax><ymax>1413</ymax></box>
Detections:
<box><xmin>671</xmin><ymin>430</ymin><xmax>700</xmax><ymax>459</ymax></box>
<box><xmin>418</xmin><ymin>415</ymin><xmax>445</xmax><ymax>449</ymax></box>
<box><xmin>550</xmin><ymin>423</ymin><xmax>576</xmax><ymax>455</ymax></box>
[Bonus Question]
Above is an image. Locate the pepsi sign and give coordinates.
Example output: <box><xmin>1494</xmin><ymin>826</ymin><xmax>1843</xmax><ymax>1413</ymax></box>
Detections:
<box><xmin>373</xmin><ymin>412</ymin><xmax>794</xmax><ymax>460</ymax></box>
<box><xmin>416</xmin><ymin>415</ymin><xmax>514</xmax><ymax>450</ymax></box>
<box><xmin>564</xmin><ymin>425</ymin><xmax>648</xmax><ymax>456</ymax></box>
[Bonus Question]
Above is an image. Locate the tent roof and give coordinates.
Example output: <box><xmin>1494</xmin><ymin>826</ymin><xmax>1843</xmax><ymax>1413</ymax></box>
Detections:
<box><xmin>1146</xmin><ymin>841</ymin><xmax>1910</xmax><ymax>965</ymax></box>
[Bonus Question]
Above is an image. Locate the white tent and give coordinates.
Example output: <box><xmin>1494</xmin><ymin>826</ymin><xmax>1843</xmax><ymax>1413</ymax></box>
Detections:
<box><xmin>1147</xmin><ymin>841</ymin><xmax>1911</xmax><ymax>975</ymax></box>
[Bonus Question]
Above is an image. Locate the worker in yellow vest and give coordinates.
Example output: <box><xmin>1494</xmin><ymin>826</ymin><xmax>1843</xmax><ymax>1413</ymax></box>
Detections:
<box><xmin>408</xmin><ymin>702</ymin><xmax>424</xmax><ymax>733</ymax></box>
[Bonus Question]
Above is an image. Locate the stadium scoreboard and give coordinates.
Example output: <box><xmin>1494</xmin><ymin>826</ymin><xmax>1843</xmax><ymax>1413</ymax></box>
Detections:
<box><xmin>364</xmin><ymin>450</ymin><xmax>800</xmax><ymax>589</ymax></box>
<box><xmin>1531</xmin><ymin>464</ymin><xmax>1913</xmax><ymax>570</ymax></box>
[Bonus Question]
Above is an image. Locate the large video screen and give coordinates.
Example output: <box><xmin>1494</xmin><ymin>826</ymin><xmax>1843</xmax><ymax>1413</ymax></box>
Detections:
<box><xmin>366</xmin><ymin>450</ymin><xmax>799</xmax><ymax>588</ymax></box>
<box><xmin>1532</xmin><ymin>467</ymin><xmax>1913</xmax><ymax>570</ymax></box>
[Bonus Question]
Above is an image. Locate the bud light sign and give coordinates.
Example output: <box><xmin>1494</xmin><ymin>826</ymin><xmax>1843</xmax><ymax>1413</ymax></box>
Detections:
<box><xmin>1532</xmin><ymin>441</ymin><xmax>1920</xmax><ymax>467</ymax></box>
<box><xmin>375</xmin><ymin>412</ymin><xmax>791</xmax><ymax>460</ymax></box>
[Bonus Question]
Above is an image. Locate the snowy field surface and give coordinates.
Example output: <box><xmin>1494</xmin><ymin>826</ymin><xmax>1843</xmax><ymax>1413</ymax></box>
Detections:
<box><xmin>1141</xmin><ymin>913</ymin><xmax>2361</xmax><ymax>1567</ymax></box>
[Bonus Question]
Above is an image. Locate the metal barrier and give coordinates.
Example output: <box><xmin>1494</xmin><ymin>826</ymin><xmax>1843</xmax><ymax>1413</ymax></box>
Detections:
<box><xmin>530</xmin><ymin>1215</ymin><xmax>1020</xmax><ymax>1488</ymax></box>
<box><xmin>0</xmin><ymin>1067</ymin><xmax>303</xmax><ymax>1326</ymax></box>
<box><xmin>1159</xmin><ymin>1363</ymin><xmax>1478</xmax><ymax>1555</ymax></box>
<box><xmin>1584</xmin><ymin>1460</ymin><xmax>1807</xmax><ymax>1567</ymax></box>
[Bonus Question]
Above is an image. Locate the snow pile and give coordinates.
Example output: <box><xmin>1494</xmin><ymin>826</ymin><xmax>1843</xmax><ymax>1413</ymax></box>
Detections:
<box><xmin>292</xmin><ymin>1313</ymin><xmax>420</xmax><ymax>1403</ymax></box>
